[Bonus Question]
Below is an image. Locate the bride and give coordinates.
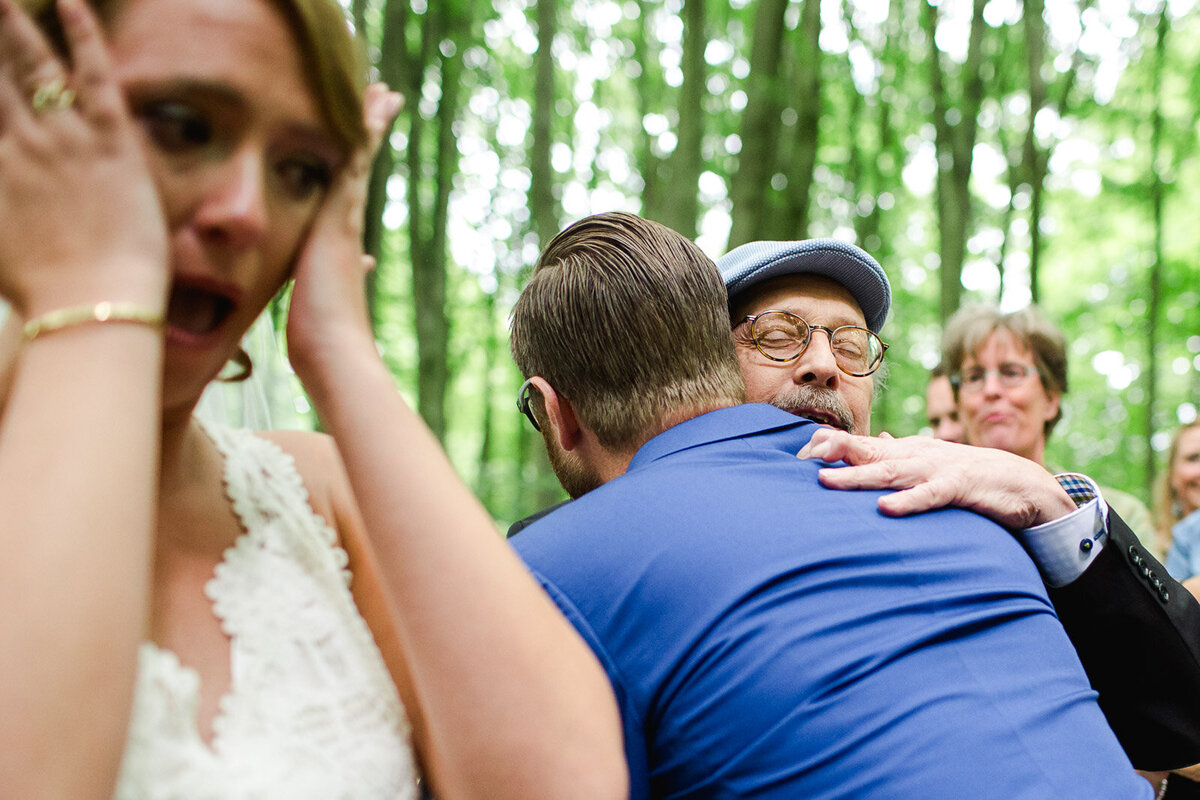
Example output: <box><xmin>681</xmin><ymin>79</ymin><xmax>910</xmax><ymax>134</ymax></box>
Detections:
<box><xmin>0</xmin><ymin>0</ymin><xmax>625</xmax><ymax>797</ymax></box>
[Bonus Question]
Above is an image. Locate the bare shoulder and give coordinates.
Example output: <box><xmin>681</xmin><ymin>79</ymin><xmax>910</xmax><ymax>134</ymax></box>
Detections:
<box><xmin>257</xmin><ymin>429</ymin><xmax>356</xmax><ymax>533</ymax></box>
<box><xmin>258</xmin><ymin>428</ymin><xmax>339</xmax><ymax>469</ymax></box>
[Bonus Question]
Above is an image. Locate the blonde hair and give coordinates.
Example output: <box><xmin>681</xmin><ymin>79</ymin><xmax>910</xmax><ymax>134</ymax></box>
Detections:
<box><xmin>23</xmin><ymin>0</ymin><xmax>367</xmax><ymax>155</ymax></box>
<box><xmin>1154</xmin><ymin>419</ymin><xmax>1200</xmax><ymax>553</ymax></box>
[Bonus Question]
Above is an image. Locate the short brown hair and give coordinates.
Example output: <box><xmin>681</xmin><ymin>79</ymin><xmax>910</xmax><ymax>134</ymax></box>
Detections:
<box><xmin>510</xmin><ymin>212</ymin><xmax>745</xmax><ymax>451</ymax></box>
<box><xmin>942</xmin><ymin>304</ymin><xmax>1068</xmax><ymax>437</ymax></box>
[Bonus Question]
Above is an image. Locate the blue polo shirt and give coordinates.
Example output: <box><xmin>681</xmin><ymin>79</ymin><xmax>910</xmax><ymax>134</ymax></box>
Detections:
<box><xmin>513</xmin><ymin>404</ymin><xmax>1149</xmax><ymax>799</ymax></box>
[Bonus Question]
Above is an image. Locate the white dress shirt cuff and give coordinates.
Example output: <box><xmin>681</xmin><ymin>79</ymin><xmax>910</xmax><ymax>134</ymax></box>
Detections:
<box><xmin>1016</xmin><ymin>473</ymin><xmax>1109</xmax><ymax>588</ymax></box>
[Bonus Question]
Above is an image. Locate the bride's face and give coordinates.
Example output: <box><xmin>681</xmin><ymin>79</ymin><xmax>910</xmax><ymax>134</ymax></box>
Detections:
<box><xmin>106</xmin><ymin>0</ymin><xmax>345</xmax><ymax>412</ymax></box>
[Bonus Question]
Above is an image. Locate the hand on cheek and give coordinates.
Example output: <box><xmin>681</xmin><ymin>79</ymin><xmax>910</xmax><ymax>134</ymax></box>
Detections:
<box><xmin>286</xmin><ymin>83</ymin><xmax>402</xmax><ymax>379</ymax></box>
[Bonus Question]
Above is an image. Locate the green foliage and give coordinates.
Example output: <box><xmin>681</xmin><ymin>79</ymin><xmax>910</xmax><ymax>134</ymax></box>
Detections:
<box><xmin>321</xmin><ymin>0</ymin><xmax>1200</xmax><ymax>524</ymax></box>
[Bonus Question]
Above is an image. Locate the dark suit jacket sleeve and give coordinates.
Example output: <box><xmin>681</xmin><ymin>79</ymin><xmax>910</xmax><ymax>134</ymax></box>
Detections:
<box><xmin>1048</xmin><ymin>508</ymin><xmax>1200</xmax><ymax>770</ymax></box>
<box><xmin>506</xmin><ymin>500</ymin><xmax>571</xmax><ymax>539</ymax></box>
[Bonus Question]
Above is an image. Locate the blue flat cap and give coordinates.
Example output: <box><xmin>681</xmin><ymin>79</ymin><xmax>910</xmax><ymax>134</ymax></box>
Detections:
<box><xmin>717</xmin><ymin>239</ymin><xmax>891</xmax><ymax>333</ymax></box>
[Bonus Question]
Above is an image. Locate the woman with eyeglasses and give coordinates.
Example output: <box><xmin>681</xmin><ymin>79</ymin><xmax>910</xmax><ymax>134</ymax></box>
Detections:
<box><xmin>939</xmin><ymin>304</ymin><xmax>1200</xmax><ymax>794</ymax></box>
<box><xmin>942</xmin><ymin>305</ymin><xmax>1065</xmax><ymax>465</ymax></box>
<box><xmin>942</xmin><ymin>303</ymin><xmax>1156</xmax><ymax>545</ymax></box>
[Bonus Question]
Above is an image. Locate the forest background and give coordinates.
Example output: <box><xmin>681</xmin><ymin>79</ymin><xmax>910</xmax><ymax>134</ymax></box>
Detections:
<box><xmin>243</xmin><ymin>0</ymin><xmax>1200</xmax><ymax>530</ymax></box>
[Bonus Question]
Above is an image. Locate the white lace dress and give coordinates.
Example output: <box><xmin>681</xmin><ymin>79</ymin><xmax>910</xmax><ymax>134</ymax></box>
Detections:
<box><xmin>113</xmin><ymin>423</ymin><xmax>420</xmax><ymax>800</ymax></box>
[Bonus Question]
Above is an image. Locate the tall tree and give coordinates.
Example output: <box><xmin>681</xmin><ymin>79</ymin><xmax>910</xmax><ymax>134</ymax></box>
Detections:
<box><xmin>1021</xmin><ymin>0</ymin><xmax>1092</xmax><ymax>303</ymax></box>
<box><xmin>1021</xmin><ymin>0</ymin><xmax>1048</xmax><ymax>303</ymax></box>
<box><xmin>1145</xmin><ymin>3</ymin><xmax>1168</xmax><ymax>495</ymax></box>
<box><xmin>924</xmin><ymin>0</ymin><xmax>987</xmax><ymax>322</ymax></box>
<box><xmin>635</xmin><ymin>0</ymin><xmax>668</xmax><ymax>223</ymax></box>
<box><xmin>385</xmin><ymin>1</ymin><xmax>475</xmax><ymax>441</ymax></box>
<box><xmin>363</xmin><ymin>0</ymin><xmax>413</xmax><ymax>326</ymax></box>
<box><xmin>779</xmin><ymin>0</ymin><xmax>822</xmax><ymax>240</ymax></box>
<box><xmin>522</xmin><ymin>0</ymin><xmax>567</xmax><ymax>513</ymax></box>
<box><xmin>530</xmin><ymin>0</ymin><xmax>559</xmax><ymax>248</ymax></box>
<box><xmin>660</xmin><ymin>0</ymin><xmax>707</xmax><ymax>239</ymax></box>
<box><xmin>728</xmin><ymin>0</ymin><xmax>789</xmax><ymax>247</ymax></box>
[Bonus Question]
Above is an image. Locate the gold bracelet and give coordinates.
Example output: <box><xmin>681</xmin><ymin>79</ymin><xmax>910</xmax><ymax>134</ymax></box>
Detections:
<box><xmin>22</xmin><ymin>301</ymin><xmax>165</xmax><ymax>343</ymax></box>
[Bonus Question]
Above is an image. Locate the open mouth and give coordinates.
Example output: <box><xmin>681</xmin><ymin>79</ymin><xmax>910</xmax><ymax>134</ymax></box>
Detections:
<box><xmin>794</xmin><ymin>408</ymin><xmax>849</xmax><ymax>431</ymax></box>
<box><xmin>771</xmin><ymin>386</ymin><xmax>854</xmax><ymax>432</ymax></box>
<box><xmin>166</xmin><ymin>283</ymin><xmax>236</xmax><ymax>337</ymax></box>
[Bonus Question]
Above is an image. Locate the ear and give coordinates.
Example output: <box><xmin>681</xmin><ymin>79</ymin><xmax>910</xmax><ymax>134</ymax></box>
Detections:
<box><xmin>1043</xmin><ymin>390</ymin><xmax>1061</xmax><ymax>422</ymax></box>
<box><xmin>530</xmin><ymin>376</ymin><xmax>583</xmax><ymax>453</ymax></box>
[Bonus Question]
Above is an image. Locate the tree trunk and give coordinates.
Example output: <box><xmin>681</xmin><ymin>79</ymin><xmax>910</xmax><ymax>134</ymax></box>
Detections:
<box><xmin>402</xmin><ymin>3</ymin><xmax>472</xmax><ymax>442</ymax></box>
<box><xmin>525</xmin><ymin>0</ymin><xmax>565</xmax><ymax>512</ymax></box>
<box><xmin>728</xmin><ymin>0</ymin><xmax>789</xmax><ymax>247</ymax></box>
<box><xmin>1022</xmin><ymin>0</ymin><xmax>1047</xmax><ymax>303</ymax></box>
<box><xmin>363</xmin><ymin>0</ymin><xmax>411</xmax><ymax>329</ymax></box>
<box><xmin>635</xmin><ymin>0</ymin><xmax>666</xmax><ymax>224</ymax></box>
<box><xmin>350</xmin><ymin>0</ymin><xmax>367</xmax><ymax>46</ymax></box>
<box><xmin>925</xmin><ymin>0</ymin><xmax>987</xmax><ymax>323</ymax></box>
<box><xmin>781</xmin><ymin>0</ymin><xmax>821</xmax><ymax>240</ymax></box>
<box><xmin>475</xmin><ymin>290</ymin><xmax>498</xmax><ymax>504</ymax></box>
<box><xmin>1023</xmin><ymin>0</ymin><xmax>1093</xmax><ymax>303</ymax></box>
<box><xmin>531</xmin><ymin>0</ymin><xmax>558</xmax><ymax>246</ymax></box>
<box><xmin>660</xmin><ymin>0</ymin><xmax>706</xmax><ymax>239</ymax></box>
<box><xmin>1146</xmin><ymin>4</ymin><xmax>1168</xmax><ymax>497</ymax></box>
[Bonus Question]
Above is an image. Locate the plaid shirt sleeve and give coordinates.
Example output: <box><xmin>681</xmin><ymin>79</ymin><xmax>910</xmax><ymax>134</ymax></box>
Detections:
<box><xmin>1014</xmin><ymin>473</ymin><xmax>1110</xmax><ymax>588</ymax></box>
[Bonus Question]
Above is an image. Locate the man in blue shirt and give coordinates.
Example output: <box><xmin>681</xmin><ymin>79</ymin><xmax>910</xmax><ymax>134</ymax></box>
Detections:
<box><xmin>509</xmin><ymin>212</ymin><xmax>1152</xmax><ymax>799</ymax></box>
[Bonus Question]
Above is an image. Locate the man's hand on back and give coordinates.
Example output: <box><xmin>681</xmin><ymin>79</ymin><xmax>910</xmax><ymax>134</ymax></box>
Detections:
<box><xmin>798</xmin><ymin>429</ymin><xmax>1077</xmax><ymax>529</ymax></box>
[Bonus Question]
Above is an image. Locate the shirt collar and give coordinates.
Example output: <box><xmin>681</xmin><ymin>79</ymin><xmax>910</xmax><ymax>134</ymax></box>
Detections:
<box><xmin>627</xmin><ymin>403</ymin><xmax>814</xmax><ymax>473</ymax></box>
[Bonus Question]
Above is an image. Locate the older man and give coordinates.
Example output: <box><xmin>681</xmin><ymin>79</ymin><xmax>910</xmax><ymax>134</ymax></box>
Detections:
<box><xmin>719</xmin><ymin>239</ymin><xmax>888</xmax><ymax>436</ymax></box>
<box><xmin>510</xmin><ymin>212</ymin><xmax>1152</xmax><ymax>799</ymax></box>
<box><xmin>716</xmin><ymin>238</ymin><xmax>1200</xmax><ymax>771</ymax></box>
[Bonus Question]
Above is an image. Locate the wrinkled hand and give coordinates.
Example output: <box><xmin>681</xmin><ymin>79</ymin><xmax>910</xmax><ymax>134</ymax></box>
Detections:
<box><xmin>0</xmin><ymin>0</ymin><xmax>167</xmax><ymax>315</ymax></box>
<box><xmin>797</xmin><ymin>428</ymin><xmax>1077</xmax><ymax>529</ymax></box>
<box><xmin>286</xmin><ymin>83</ymin><xmax>401</xmax><ymax>384</ymax></box>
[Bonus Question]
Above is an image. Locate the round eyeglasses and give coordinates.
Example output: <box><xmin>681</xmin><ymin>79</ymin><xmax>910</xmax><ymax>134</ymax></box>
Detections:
<box><xmin>739</xmin><ymin>310</ymin><xmax>888</xmax><ymax>377</ymax></box>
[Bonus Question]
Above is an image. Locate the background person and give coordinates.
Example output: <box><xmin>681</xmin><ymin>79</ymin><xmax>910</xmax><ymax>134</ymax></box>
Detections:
<box><xmin>0</xmin><ymin>0</ymin><xmax>624</xmax><ymax>797</ymax></box>
<box><xmin>926</xmin><ymin>363</ymin><xmax>965</xmax><ymax>442</ymax></box>
<box><xmin>942</xmin><ymin>302</ymin><xmax>1157</xmax><ymax>551</ymax></box>
<box><xmin>1157</xmin><ymin>420</ymin><xmax>1200</xmax><ymax>563</ymax></box>
<box><xmin>1166</xmin><ymin>509</ymin><xmax>1200</xmax><ymax>593</ymax></box>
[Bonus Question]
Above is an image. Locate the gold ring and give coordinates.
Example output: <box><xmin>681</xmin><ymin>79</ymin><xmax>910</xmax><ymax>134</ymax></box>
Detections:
<box><xmin>30</xmin><ymin>78</ymin><xmax>76</xmax><ymax>113</ymax></box>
